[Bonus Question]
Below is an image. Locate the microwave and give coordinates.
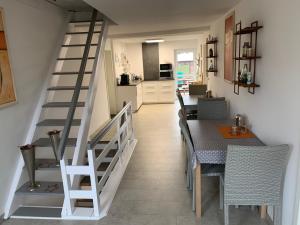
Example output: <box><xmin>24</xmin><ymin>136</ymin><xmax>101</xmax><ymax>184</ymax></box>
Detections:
<box><xmin>160</xmin><ymin>63</ymin><xmax>172</xmax><ymax>71</ymax></box>
<box><xmin>159</xmin><ymin>71</ymin><xmax>173</xmax><ymax>79</ymax></box>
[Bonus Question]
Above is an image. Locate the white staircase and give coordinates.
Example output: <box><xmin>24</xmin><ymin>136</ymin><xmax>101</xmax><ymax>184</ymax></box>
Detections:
<box><xmin>4</xmin><ymin>8</ymin><xmax>137</xmax><ymax>220</ymax></box>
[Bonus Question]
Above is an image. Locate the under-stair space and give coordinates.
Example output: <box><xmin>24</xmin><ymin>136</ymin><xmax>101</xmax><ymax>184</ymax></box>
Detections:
<box><xmin>4</xmin><ymin>9</ymin><xmax>137</xmax><ymax>221</ymax></box>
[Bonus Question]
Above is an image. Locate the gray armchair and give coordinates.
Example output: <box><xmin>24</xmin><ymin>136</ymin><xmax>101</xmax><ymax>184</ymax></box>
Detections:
<box><xmin>224</xmin><ymin>145</ymin><xmax>290</xmax><ymax>225</ymax></box>
<box><xmin>189</xmin><ymin>84</ymin><xmax>207</xmax><ymax>95</ymax></box>
<box><xmin>197</xmin><ymin>98</ymin><xmax>227</xmax><ymax>120</ymax></box>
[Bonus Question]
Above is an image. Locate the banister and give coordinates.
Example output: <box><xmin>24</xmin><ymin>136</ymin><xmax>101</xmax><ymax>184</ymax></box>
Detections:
<box><xmin>58</xmin><ymin>9</ymin><xmax>98</xmax><ymax>159</ymax></box>
<box><xmin>89</xmin><ymin>102</ymin><xmax>132</xmax><ymax>149</ymax></box>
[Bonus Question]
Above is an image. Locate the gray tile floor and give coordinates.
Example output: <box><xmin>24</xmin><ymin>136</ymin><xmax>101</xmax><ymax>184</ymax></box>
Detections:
<box><xmin>4</xmin><ymin>103</ymin><xmax>270</xmax><ymax>225</ymax></box>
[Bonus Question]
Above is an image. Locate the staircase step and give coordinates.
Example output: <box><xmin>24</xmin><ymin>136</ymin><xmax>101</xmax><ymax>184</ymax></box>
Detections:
<box><xmin>52</xmin><ymin>71</ymin><xmax>92</xmax><ymax>75</ymax></box>
<box><xmin>16</xmin><ymin>181</ymin><xmax>64</xmax><ymax>196</ymax></box>
<box><xmin>36</xmin><ymin>158</ymin><xmax>72</xmax><ymax>170</ymax></box>
<box><xmin>94</xmin><ymin>148</ymin><xmax>118</xmax><ymax>158</ymax></box>
<box><xmin>33</xmin><ymin>138</ymin><xmax>109</xmax><ymax>148</ymax></box>
<box><xmin>37</xmin><ymin>119</ymin><xmax>81</xmax><ymax>126</ymax></box>
<box><xmin>66</xmin><ymin>31</ymin><xmax>101</xmax><ymax>35</ymax></box>
<box><xmin>62</xmin><ymin>44</ymin><xmax>97</xmax><ymax>47</ymax></box>
<box><xmin>80</xmin><ymin>176</ymin><xmax>102</xmax><ymax>188</ymax></box>
<box><xmin>75</xmin><ymin>199</ymin><xmax>93</xmax><ymax>208</ymax></box>
<box><xmin>57</xmin><ymin>57</ymin><xmax>95</xmax><ymax>61</ymax></box>
<box><xmin>33</xmin><ymin>138</ymin><xmax>77</xmax><ymax>147</ymax></box>
<box><xmin>11</xmin><ymin>206</ymin><xmax>62</xmax><ymax>219</ymax></box>
<box><xmin>47</xmin><ymin>86</ymin><xmax>89</xmax><ymax>91</ymax></box>
<box><xmin>69</xmin><ymin>20</ymin><xmax>103</xmax><ymax>24</ymax></box>
<box><xmin>42</xmin><ymin>102</ymin><xmax>85</xmax><ymax>108</ymax></box>
<box><xmin>80</xmin><ymin>162</ymin><xmax>110</xmax><ymax>188</ymax></box>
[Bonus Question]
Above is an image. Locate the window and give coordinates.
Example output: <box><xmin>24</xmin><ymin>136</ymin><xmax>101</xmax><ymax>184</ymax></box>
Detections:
<box><xmin>175</xmin><ymin>49</ymin><xmax>196</xmax><ymax>92</ymax></box>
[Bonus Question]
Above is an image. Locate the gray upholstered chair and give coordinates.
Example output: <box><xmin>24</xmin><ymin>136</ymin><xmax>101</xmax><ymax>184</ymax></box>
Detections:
<box><xmin>176</xmin><ymin>90</ymin><xmax>197</xmax><ymax>119</ymax></box>
<box><xmin>224</xmin><ymin>145</ymin><xmax>290</xmax><ymax>225</ymax></box>
<box><xmin>179</xmin><ymin>119</ymin><xmax>224</xmax><ymax>211</ymax></box>
<box><xmin>197</xmin><ymin>98</ymin><xmax>227</xmax><ymax>120</ymax></box>
<box><xmin>189</xmin><ymin>84</ymin><xmax>207</xmax><ymax>95</ymax></box>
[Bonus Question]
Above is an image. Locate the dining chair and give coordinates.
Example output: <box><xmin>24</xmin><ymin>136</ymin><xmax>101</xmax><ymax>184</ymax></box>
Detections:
<box><xmin>197</xmin><ymin>98</ymin><xmax>227</xmax><ymax>120</ymax></box>
<box><xmin>179</xmin><ymin>119</ymin><xmax>224</xmax><ymax>211</ymax></box>
<box><xmin>224</xmin><ymin>145</ymin><xmax>290</xmax><ymax>225</ymax></box>
<box><xmin>176</xmin><ymin>90</ymin><xmax>197</xmax><ymax>119</ymax></box>
<box><xmin>189</xmin><ymin>84</ymin><xmax>207</xmax><ymax>95</ymax></box>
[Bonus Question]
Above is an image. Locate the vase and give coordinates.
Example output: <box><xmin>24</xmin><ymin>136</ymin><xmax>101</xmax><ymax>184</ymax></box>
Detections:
<box><xmin>20</xmin><ymin>145</ymin><xmax>40</xmax><ymax>191</ymax></box>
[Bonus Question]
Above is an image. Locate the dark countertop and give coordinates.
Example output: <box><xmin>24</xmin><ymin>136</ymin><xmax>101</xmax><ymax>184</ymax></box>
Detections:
<box><xmin>143</xmin><ymin>79</ymin><xmax>175</xmax><ymax>82</ymax></box>
<box><xmin>117</xmin><ymin>80</ymin><xmax>143</xmax><ymax>87</ymax></box>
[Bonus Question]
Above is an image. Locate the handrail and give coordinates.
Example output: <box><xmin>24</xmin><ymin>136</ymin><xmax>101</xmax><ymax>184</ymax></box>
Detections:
<box><xmin>89</xmin><ymin>102</ymin><xmax>132</xmax><ymax>149</ymax></box>
<box><xmin>58</xmin><ymin>9</ymin><xmax>98</xmax><ymax>159</ymax></box>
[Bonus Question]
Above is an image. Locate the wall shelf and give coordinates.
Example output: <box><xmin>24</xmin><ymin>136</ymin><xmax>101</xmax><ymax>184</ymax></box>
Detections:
<box><xmin>233</xmin><ymin>21</ymin><xmax>263</xmax><ymax>95</ymax></box>
<box><xmin>206</xmin><ymin>38</ymin><xmax>218</xmax><ymax>76</ymax></box>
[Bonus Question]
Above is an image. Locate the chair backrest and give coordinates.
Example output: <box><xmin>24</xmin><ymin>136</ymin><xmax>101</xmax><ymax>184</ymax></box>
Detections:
<box><xmin>176</xmin><ymin>91</ymin><xmax>185</xmax><ymax>110</ymax></box>
<box><xmin>179</xmin><ymin>119</ymin><xmax>194</xmax><ymax>158</ymax></box>
<box><xmin>197</xmin><ymin>98</ymin><xmax>227</xmax><ymax>120</ymax></box>
<box><xmin>189</xmin><ymin>84</ymin><xmax>207</xmax><ymax>95</ymax></box>
<box><xmin>224</xmin><ymin>144</ymin><xmax>290</xmax><ymax>205</ymax></box>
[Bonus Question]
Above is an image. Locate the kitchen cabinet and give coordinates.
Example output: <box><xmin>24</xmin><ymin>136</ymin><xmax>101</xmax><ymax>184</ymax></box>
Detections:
<box><xmin>142</xmin><ymin>80</ymin><xmax>175</xmax><ymax>103</ymax></box>
<box><xmin>117</xmin><ymin>82</ymin><xmax>143</xmax><ymax>112</ymax></box>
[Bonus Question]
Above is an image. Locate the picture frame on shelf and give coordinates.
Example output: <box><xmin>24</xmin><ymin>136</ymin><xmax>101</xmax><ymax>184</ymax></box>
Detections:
<box><xmin>224</xmin><ymin>11</ymin><xmax>235</xmax><ymax>83</ymax></box>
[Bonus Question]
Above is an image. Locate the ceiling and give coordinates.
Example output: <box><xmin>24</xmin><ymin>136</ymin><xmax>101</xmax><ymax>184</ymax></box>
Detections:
<box><xmin>117</xmin><ymin>33</ymin><xmax>208</xmax><ymax>44</ymax></box>
<box><xmin>45</xmin><ymin>0</ymin><xmax>92</xmax><ymax>11</ymax></box>
<box><xmin>83</xmin><ymin>0</ymin><xmax>240</xmax><ymax>36</ymax></box>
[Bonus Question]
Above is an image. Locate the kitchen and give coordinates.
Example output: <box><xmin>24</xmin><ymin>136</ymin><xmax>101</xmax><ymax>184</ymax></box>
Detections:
<box><xmin>104</xmin><ymin>34</ymin><xmax>208</xmax><ymax>114</ymax></box>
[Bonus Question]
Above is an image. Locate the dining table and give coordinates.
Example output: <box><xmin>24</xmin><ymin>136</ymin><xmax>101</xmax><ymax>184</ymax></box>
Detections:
<box><xmin>182</xmin><ymin>95</ymin><xmax>204</xmax><ymax>111</ymax></box>
<box><xmin>186</xmin><ymin>119</ymin><xmax>265</xmax><ymax>219</ymax></box>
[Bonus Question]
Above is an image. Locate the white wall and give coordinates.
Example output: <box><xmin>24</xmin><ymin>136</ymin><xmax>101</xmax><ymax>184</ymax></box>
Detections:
<box><xmin>0</xmin><ymin>0</ymin><xmax>67</xmax><ymax>215</ymax></box>
<box><xmin>125</xmin><ymin>43</ymin><xmax>143</xmax><ymax>78</ymax></box>
<box><xmin>208</xmin><ymin>0</ymin><xmax>300</xmax><ymax>224</ymax></box>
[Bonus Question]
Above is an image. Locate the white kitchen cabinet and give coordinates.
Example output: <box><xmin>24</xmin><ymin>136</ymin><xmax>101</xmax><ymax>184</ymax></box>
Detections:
<box><xmin>142</xmin><ymin>80</ymin><xmax>175</xmax><ymax>103</ymax></box>
<box><xmin>117</xmin><ymin>82</ymin><xmax>143</xmax><ymax>112</ymax></box>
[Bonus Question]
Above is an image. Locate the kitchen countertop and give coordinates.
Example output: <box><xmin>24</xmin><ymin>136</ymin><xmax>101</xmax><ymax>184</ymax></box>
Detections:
<box><xmin>143</xmin><ymin>79</ymin><xmax>175</xmax><ymax>82</ymax></box>
<box><xmin>117</xmin><ymin>80</ymin><xmax>143</xmax><ymax>87</ymax></box>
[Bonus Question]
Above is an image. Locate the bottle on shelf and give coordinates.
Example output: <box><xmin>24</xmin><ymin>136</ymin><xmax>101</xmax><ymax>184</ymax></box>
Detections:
<box><xmin>209</xmin><ymin>48</ymin><xmax>214</xmax><ymax>57</ymax></box>
<box><xmin>241</xmin><ymin>64</ymin><xmax>248</xmax><ymax>83</ymax></box>
<box><xmin>247</xmin><ymin>71</ymin><xmax>252</xmax><ymax>85</ymax></box>
<box><xmin>242</xmin><ymin>42</ymin><xmax>250</xmax><ymax>57</ymax></box>
<box><xmin>209</xmin><ymin>60</ymin><xmax>214</xmax><ymax>71</ymax></box>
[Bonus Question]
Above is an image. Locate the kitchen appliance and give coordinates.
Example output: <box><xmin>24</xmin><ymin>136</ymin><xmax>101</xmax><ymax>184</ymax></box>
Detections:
<box><xmin>120</xmin><ymin>73</ymin><xmax>130</xmax><ymax>85</ymax></box>
<box><xmin>159</xmin><ymin>64</ymin><xmax>173</xmax><ymax>80</ymax></box>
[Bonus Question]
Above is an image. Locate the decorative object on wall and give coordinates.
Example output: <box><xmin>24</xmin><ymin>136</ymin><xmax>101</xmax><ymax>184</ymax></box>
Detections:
<box><xmin>224</xmin><ymin>11</ymin><xmax>235</xmax><ymax>82</ymax></box>
<box><xmin>206</xmin><ymin>36</ymin><xmax>218</xmax><ymax>76</ymax></box>
<box><xmin>0</xmin><ymin>8</ymin><xmax>16</xmax><ymax>107</ymax></box>
<box><xmin>233</xmin><ymin>21</ymin><xmax>262</xmax><ymax>95</ymax></box>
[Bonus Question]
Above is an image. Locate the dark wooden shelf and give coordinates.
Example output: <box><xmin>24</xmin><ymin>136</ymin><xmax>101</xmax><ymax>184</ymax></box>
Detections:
<box><xmin>206</xmin><ymin>55</ymin><xmax>218</xmax><ymax>58</ymax></box>
<box><xmin>206</xmin><ymin>40</ymin><xmax>218</xmax><ymax>44</ymax></box>
<box><xmin>234</xmin><ymin>81</ymin><xmax>260</xmax><ymax>87</ymax></box>
<box><xmin>234</xmin><ymin>26</ymin><xmax>263</xmax><ymax>35</ymax></box>
<box><xmin>207</xmin><ymin>69</ymin><xmax>218</xmax><ymax>73</ymax></box>
<box><xmin>234</xmin><ymin>56</ymin><xmax>261</xmax><ymax>60</ymax></box>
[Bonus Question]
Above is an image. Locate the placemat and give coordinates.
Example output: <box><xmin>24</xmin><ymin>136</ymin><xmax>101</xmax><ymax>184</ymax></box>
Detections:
<box><xmin>218</xmin><ymin>126</ymin><xmax>256</xmax><ymax>139</ymax></box>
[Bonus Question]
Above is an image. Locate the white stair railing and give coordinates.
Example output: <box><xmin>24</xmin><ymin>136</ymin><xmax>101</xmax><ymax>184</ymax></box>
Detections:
<box><xmin>60</xmin><ymin>102</ymin><xmax>136</xmax><ymax>219</ymax></box>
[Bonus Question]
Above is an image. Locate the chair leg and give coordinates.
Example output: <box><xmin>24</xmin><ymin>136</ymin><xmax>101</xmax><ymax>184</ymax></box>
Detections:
<box><xmin>192</xmin><ymin>173</ymin><xmax>195</xmax><ymax>211</ymax></box>
<box><xmin>219</xmin><ymin>176</ymin><xmax>224</xmax><ymax>210</ymax></box>
<box><xmin>224</xmin><ymin>204</ymin><xmax>229</xmax><ymax>225</ymax></box>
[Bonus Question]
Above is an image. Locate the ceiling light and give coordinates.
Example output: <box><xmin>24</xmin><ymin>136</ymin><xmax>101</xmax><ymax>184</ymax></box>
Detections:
<box><xmin>145</xmin><ymin>39</ymin><xmax>165</xmax><ymax>43</ymax></box>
